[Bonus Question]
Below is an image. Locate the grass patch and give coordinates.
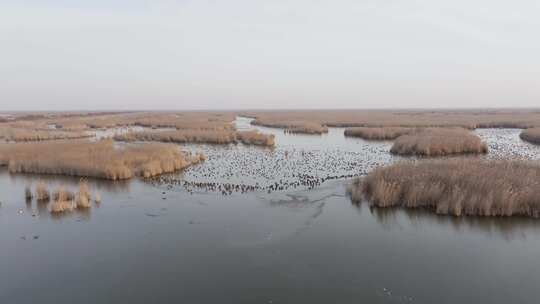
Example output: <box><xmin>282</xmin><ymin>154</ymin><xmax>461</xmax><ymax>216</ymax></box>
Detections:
<box><xmin>349</xmin><ymin>159</ymin><xmax>540</xmax><ymax>218</ymax></box>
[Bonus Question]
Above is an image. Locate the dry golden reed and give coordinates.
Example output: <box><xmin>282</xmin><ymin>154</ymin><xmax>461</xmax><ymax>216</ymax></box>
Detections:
<box><xmin>35</xmin><ymin>181</ymin><xmax>50</xmax><ymax>202</ymax></box>
<box><xmin>1</xmin><ymin>111</ymin><xmax>236</xmax><ymax>134</ymax></box>
<box><xmin>1</xmin><ymin>139</ymin><xmax>204</xmax><ymax>180</ymax></box>
<box><xmin>94</xmin><ymin>192</ymin><xmax>102</xmax><ymax>204</ymax></box>
<box><xmin>243</xmin><ymin>109</ymin><xmax>540</xmax><ymax>129</ymax></box>
<box><xmin>50</xmin><ymin>200</ymin><xmax>74</xmax><ymax>213</ymax></box>
<box><xmin>76</xmin><ymin>180</ymin><xmax>92</xmax><ymax>208</ymax></box>
<box><xmin>52</xmin><ymin>187</ymin><xmax>75</xmax><ymax>201</ymax></box>
<box><xmin>50</xmin><ymin>186</ymin><xmax>75</xmax><ymax>213</ymax></box>
<box><xmin>344</xmin><ymin>127</ymin><xmax>415</xmax><ymax>140</ymax></box>
<box><xmin>349</xmin><ymin>159</ymin><xmax>540</xmax><ymax>218</ymax></box>
<box><xmin>0</xmin><ymin>128</ymin><xmax>91</xmax><ymax>142</ymax></box>
<box><xmin>5</xmin><ymin>109</ymin><xmax>540</xmax><ymax>134</ymax></box>
<box><xmin>114</xmin><ymin>129</ymin><xmax>237</xmax><ymax>144</ymax></box>
<box><xmin>46</xmin><ymin>181</ymin><xmax>97</xmax><ymax>213</ymax></box>
<box><xmin>115</xmin><ymin>129</ymin><xmax>275</xmax><ymax>146</ymax></box>
<box><xmin>251</xmin><ymin>119</ymin><xmax>328</xmax><ymax>134</ymax></box>
<box><xmin>235</xmin><ymin>130</ymin><xmax>275</xmax><ymax>146</ymax></box>
<box><xmin>520</xmin><ymin>128</ymin><xmax>540</xmax><ymax>145</ymax></box>
<box><xmin>390</xmin><ymin>128</ymin><xmax>488</xmax><ymax>156</ymax></box>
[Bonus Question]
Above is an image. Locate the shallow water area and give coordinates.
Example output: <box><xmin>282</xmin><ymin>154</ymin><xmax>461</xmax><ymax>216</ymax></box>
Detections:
<box><xmin>2</xmin><ymin>119</ymin><xmax>540</xmax><ymax>303</ymax></box>
<box><xmin>170</xmin><ymin>117</ymin><xmax>400</xmax><ymax>193</ymax></box>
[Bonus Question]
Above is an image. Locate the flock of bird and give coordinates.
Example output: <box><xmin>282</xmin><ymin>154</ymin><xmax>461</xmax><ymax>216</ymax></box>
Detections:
<box><xmin>148</xmin><ymin>128</ymin><xmax>540</xmax><ymax>196</ymax></box>
<box><xmin>150</xmin><ymin>142</ymin><xmax>396</xmax><ymax>195</ymax></box>
<box><xmin>476</xmin><ymin>129</ymin><xmax>540</xmax><ymax>160</ymax></box>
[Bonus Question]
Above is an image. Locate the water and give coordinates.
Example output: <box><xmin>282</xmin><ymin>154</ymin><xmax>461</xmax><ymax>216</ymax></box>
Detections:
<box><xmin>1</xmin><ymin>118</ymin><xmax>540</xmax><ymax>303</ymax></box>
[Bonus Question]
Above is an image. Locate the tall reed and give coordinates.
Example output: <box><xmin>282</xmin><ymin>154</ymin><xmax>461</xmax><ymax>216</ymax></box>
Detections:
<box><xmin>235</xmin><ymin>131</ymin><xmax>275</xmax><ymax>146</ymax></box>
<box><xmin>114</xmin><ymin>130</ymin><xmax>237</xmax><ymax>144</ymax></box>
<box><xmin>344</xmin><ymin>127</ymin><xmax>415</xmax><ymax>140</ymax></box>
<box><xmin>35</xmin><ymin>181</ymin><xmax>50</xmax><ymax>202</ymax></box>
<box><xmin>1</xmin><ymin>140</ymin><xmax>204</xmax><ymax>180</ymax></box>
<box><xmin>114</xmin><ymin>130</ymin><xmax>275</xmax><ymax>146</ymax></box>
<box><xmin>243</xmin><ymin>109</ymin><xmax>540</xmax><ymax>129</ymax></box>
<box><xmin>350</xmin><ymin>159</ymin><xmax>540</xmax><ymax>218</ymax></box>
<box><xmin>50</xmin><ymin>186</ymin><xmax>75</xmax><ymax>213</ymax></box>
<box><xmin>251</xmin><ymin>119</ymin><xmax>328</xmax><ymax>134</ymax></box>
<box><xmin>390</xmin><ymin>128</ymin><xmax>488</xmax><ymax>156</ymax></box>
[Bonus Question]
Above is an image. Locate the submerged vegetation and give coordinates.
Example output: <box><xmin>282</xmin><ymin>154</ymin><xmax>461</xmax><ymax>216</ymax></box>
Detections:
<box><xmin>344</xmin><ymin>127</ymin><xmax>415</xmax><ymax>140</ymax></box>
<box><xmin>520</xmin><ymin>128</ymin><xmax>540</xmax><ymax>145</ymax></box>
<box><xmin>390</xmin><ymin>128</ymin><xmax>488</xmax><ymax>156</ymax></box>
<box><xmin>0</xmin><ymin>140</ymin><xmax>204</xmax><ymax>180</ymax></box>
<box><xmin>349</xmin><ymin>159</ymin><xmax>540</xmax><ymax>218</ymax></box>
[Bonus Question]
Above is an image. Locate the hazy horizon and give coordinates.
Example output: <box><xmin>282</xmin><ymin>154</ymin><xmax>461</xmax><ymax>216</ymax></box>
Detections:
<box><xmin>2</xmin><ymin>0</ymin><xmax>539</xmax><ymax>111</ymax></box>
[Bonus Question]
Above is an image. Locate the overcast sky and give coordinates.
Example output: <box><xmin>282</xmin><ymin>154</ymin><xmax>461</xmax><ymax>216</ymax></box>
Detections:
<box><xmin>1</xmin><ymin>0</ymin><xmax>539</xmax><ymax>110</ymax></box>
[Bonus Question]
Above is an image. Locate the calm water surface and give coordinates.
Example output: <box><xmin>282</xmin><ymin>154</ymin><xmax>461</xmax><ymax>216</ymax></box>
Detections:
<box><xmin>1</xmin><ymin>118</ymin><xmax>540</xmax><ymax>304</ymax></box>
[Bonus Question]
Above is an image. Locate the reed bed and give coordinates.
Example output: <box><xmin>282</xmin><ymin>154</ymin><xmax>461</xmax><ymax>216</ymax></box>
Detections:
<box><xmin>1</xmin><ymin>111</ymin><xmax>236</xmax><ymax>133</ymax></box>
<box><xmin>236</xmin><ymin>130</ymin><xmax>275</xmax><ymax>146</ymax></box>
<box><xmin>7</xmin><ymin>109</ymin><xmax>540</xmax><ymax>136</ymax></box>
<box><xmin>390</xmin><ymin>128</ymin><xmax>488</xmax><ymax>156</ymax></box>
<box><xmin>50</xmin><ymin>187</ymin><xmax>75</xmax><ymax>213</ymax></box>
<box><xmin>114</xmin><ymin>130</ymin><xmax>237</xmax><ymax>144</ymax></box>
<box><xmin>0</xmin><ymin>127</ymin><xmax>91</xmax><ymax>142</ymax></box>
<box><xmin>344</xmin><ymin>127</ymin><xmax>415</xmax><ymax>140</ymax></box>
<box><xmin>349</xmin><ymin>159</ymin><xmax>540</xmax><ymax>218</ymax></box>
<box><xmin>134</xmin><ymin>114</ymin><xmax>235</xmax><ymax>131</ymax></box>
<box><xmin>251</xmin><ymin>119</ymin><xmax>328</xmax><ymax>134</ymax></box>
<box><xmin>35</xmin><ymin>181</ymin><xmax>50</xmax><ymax>202</ymax></box>
<box><xmin>49</xmin><ymin>181</ymin><xmax>94</xmax><ymax>213</ymax></box>
<box><xmin>52</xmin><ymin>187</ymin><xmax>75</xmax><ymax>201</ymax></box>
<box><xmin>114</xmin><ymin>129</ymin><xmax>275</xmax><ymax>146</ymax></box>
<box><xmin>50</xmin><ymin>199</ymin><xmax>74</xmax><ymax>213</ymax></box>
<box><xmin>76</xmin><ymin>180</ymin><xmax>92</xmax><ymax>208</ymax></box>
<box><xmin>243</xmin><ymin>109</ymin><xmax>540</xmax><ymax>129</ymax></box>
<box><xmin>0</xmin><ymin>140</ymin><xmax>204</xmax><ymax>180</ymax></box>
<box><xmin>520</xmin><ymin>128</ymin><xmax>540</xmax><ymax>145</ymax></box>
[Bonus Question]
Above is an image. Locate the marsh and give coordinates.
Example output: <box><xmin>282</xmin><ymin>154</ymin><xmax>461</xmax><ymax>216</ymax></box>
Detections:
<box><xmin>2</xmin><ymin>115</ymin><xmax>540</xmax><ymax>303</ymax></box>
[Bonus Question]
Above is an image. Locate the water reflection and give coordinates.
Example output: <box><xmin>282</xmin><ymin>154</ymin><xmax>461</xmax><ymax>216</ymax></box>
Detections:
<box><xmin>352</xmin><ymin>200</ymin><xmax>540</xmax><ymax>241</ymax></box>
<box><xmin>36</xmin><ymin>200</ymin><xmax>50</xmax><ymax>218</ymax></box>
<box><xmin>6</xmin><ymin>171</ymin><xmax>132</xmax><ymax>193</ymax></box>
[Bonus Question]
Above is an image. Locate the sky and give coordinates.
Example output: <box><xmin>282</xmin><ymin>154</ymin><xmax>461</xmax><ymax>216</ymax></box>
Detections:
<box><xmin>1</xmin><ymin>0</ymin><xmax>540</xmax><ymax>111</ymax></box>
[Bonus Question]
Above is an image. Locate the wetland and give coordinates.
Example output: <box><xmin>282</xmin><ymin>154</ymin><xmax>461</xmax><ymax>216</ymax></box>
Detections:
<box><xmin>2</xmin><ymin>113</ymin><xmax>540</xmax><ymax>303</ymax></box>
